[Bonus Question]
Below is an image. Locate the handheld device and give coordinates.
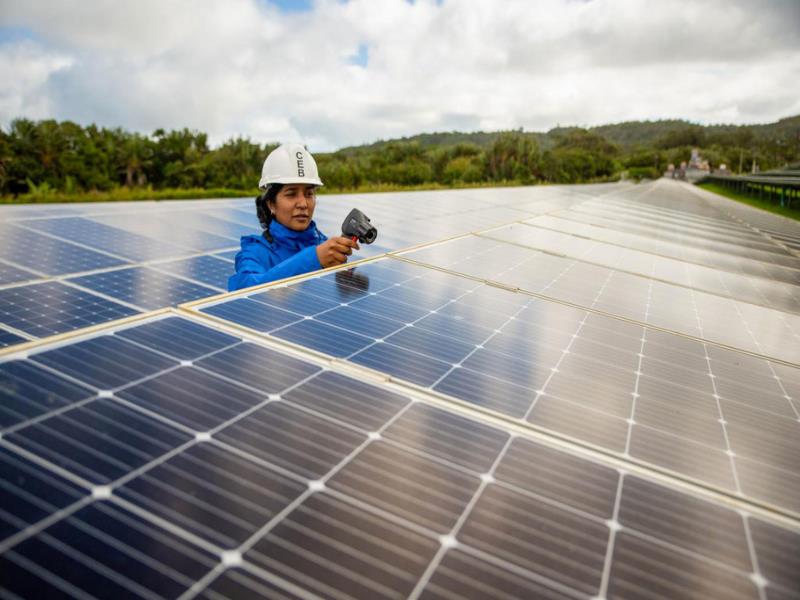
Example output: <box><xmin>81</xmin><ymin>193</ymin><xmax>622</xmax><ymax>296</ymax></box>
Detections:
<box><xmin>341</xmin><ymin>208</ymin><xmax>378</xmax><ymax>244</ymax></box>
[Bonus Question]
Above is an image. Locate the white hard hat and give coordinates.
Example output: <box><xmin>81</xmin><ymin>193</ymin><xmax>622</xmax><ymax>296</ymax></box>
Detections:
<box><xmin>259</xmin><ymin>143</ymin><xmax>324</xmax><ymax>189</ymax></box>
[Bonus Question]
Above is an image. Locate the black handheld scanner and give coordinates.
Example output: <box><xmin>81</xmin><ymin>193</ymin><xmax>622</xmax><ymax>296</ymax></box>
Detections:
<box><xmin>341</xmin><ymin>208</ymin><xmax>378</xmax><ymax>244</ymax></box>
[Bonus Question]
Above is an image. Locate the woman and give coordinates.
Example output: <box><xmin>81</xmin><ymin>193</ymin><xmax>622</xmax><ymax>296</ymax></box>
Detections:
<box><xmin>228</xmin><ymin>143</ymin><xmax>359</xmax><ymax>292</ymax></box>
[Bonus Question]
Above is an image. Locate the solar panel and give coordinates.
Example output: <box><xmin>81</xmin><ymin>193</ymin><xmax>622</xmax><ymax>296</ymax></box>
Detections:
<box><xmin>2</xmin><ymin>180</ymin><xmax>800</xmax><ymax>598</ymax></box>
<box><xmin>0</xmin><ymin>360</ymin><xmax>94</xmax><ymax>429</ymax></box>
<box><xmin>68</xmin><ymin>266</ymin><xmax>219</xmax><ymax>310</ymax></box>
<box><xmin>0</xmin><ymin>224</ymin><xmax>129</xmax><ymax>275</ymax></box>
<box><xmin>1</xmin><ymin>312</ymin><xmax>797</xmax><ymax>599</ymax></box>
<box><xmin>90</xmin><ymin>214</ymin><xmax>240</xmax><ymax>252</ymax></box>
<box><xmin>0</xmin><ymin>261</ymin><xmax>38</xmax><ymax>286</ymax></box>
<box><xmin>2</xmin><ymin>190</ymin><xmax>584</xmax><ymax>348</ymax></box>
<box><xmin>0</xmin><ymin>281</ymin><xmax>139</xmax><ymax>337</ymax></box>
<box><xmin>151</xmin><ymin>255</ymin><xmax>236</xmax><ymax>290</ymax></box>
<box><xmin>21</xmin><ymin>216</ymin><xmax>191</xmax><ymax>261</ymax></box>
<box><xmin>492</xmin><ymin>219</ymin><xmax>800</xmax><ymax>311</ymax></box>
<box><xmin>189</xmin><ymin>254</ymin><xmax>800</xmax><ymax>518</ymax></box>
<box><xmin>401</xmin><ymin>235</ymin><xmax>800</xmax><ymax>364</ymax></box>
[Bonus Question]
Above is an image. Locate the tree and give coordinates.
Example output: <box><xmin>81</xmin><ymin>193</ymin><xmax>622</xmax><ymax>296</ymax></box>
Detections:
<box><xmin>485</xmin><ymin>132</ymin><xmax>540</xmax><ymax>182</ymax></box>
<box><xmin>656</xmin><ymin>126</ymin><xmax>706</xmax><ymax>149</ymax></box>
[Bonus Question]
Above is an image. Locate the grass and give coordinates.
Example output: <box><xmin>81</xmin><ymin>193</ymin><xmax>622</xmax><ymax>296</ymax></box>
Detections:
<box><xmin>0</xmin><ymin>187</ymin><xmax>255</xmax><ymax>205</ymax></box>
<box><xmin>697</xmin><ymin>182</ymin><xmax>800</xmax><ymax>222</ymax></box>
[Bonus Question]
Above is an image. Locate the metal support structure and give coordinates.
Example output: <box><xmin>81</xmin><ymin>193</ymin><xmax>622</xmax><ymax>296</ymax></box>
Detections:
<box><xmin>697</xmin><ymin>173</ymin><xmax>800</xmax><ymax>211</ymax></box>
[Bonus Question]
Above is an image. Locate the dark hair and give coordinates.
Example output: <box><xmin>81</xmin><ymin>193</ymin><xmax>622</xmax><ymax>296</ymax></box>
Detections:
<box><xmin>255</xmin><ymin>183</ymin><xmax>284</xmax><ymax>243</ymax></box>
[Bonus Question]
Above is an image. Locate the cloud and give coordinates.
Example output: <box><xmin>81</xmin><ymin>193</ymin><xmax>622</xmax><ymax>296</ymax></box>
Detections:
<box><xmin>1</xmin><ymin>0</ymin><xmax>798</xmax><ymax>151</ymax></box>
<box><xmin>0</xmin><ymin>39</ymin><xmax>72</xmax><ymax>122</ymax></box>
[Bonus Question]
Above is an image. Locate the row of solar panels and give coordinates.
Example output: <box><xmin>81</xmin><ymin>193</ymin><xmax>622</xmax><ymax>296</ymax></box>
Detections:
<box><xmin>1</xmin><ymin>310</ymin><xmax>797</xmax><ymax>599</ymax></box>
<box><xmin>0</xmin><ymin>187</ymin><xmax>593</xmax><ymax>347</ymax></box>
<box><xmin>3</xmin><ymin>183</ymin><xmax>799</xmax><ymax>364</ymax></box>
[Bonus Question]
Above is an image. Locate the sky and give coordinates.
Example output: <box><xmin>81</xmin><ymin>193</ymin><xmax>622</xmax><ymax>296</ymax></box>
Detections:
<box><xmin>1</xmin><ymin>0</ymin><xmax>799</xmax><ymax>151</ymax></box>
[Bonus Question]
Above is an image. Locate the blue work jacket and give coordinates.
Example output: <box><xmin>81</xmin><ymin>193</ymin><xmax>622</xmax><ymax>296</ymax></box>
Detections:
<box><xmin>228</xmin><ymin>220</ymin><xmax>328</xmax><ymax>292</ymax></box>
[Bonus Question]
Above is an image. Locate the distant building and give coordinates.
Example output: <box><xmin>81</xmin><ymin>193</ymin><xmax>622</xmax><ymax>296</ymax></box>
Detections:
<box><xmin>685</xmin><ymin>148</ymin><xmax>710</xmax><ymax>182</ymax></box>
<box><xmin>688</xmin><ymin>147</ymin><xmax>710</xmax><ymax>172</ymax></box>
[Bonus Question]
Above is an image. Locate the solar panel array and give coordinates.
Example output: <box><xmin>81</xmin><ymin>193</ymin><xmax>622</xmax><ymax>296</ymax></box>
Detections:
<box><xmin>0</xmin><ymin>188</ymin><xmax>585</xmax><ymax>345</ymax></box>
<box><xmin>2</xmin><ymin>179</ymin><xmax>799</xmax><ymax>599</ymax></box>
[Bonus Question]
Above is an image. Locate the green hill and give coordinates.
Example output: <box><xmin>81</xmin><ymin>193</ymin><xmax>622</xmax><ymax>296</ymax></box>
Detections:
<box><xmin>337</xmin><ymin>115</ymin><xmax>800</xmax><ymax>154</ymax></box>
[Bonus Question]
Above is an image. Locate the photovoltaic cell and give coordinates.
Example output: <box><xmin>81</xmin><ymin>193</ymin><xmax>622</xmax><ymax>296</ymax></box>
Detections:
<box><xmin>249</xmin><ymin>285</ymin><xmax>343</xmax><ymax>315</ymax></box>
<box><xmin>0</xmin><ymin>281</ymin><xmax>139</xmax><ymax>339</ymax></box>
<box><xmin>195</xmin><ymin>341</ymin><xmax>320</xmax><ymax>394</ymax></box>
<box><xmin>244</xmin><ymin>492</ymin><xmax>440</xmax><ymax>599</ymax></box>
<box><xmin>459</xmin><ymin>483</ymin><xmax>611</xmax><ymax>595</ymax></box>
<box><xmin>0</xmin><ymin>328</ymin><xmax>27</xmax><ymax>348</ymax></box>
<box><xmin>214</xmin><ymin>401</ymin><xmax>366</xmax><ymax>479</ymax></box>
<box><xmin>382</xmin><ymin>403</ymin><xmax>510</xmax><ymax>473</ymax></box>
<box><xmin>153</xmin><ymin>254</ymin><xmax>234</xmax><ymax>290</ymax></box>
<box><xmin>0</xmin><ymin>502</ymin><xmax>217</xmax><ymax>598</ymax></box>
<box><xmin>68</xmin><ymin>266</ymin><xmax>218</xmax><ymax>310</ymax></box>
<box><xmin>328</xmin><ymin>440</ymin><xmax>481</xmax><ymax>532</ymax></box>
<box><xmin>5</xmin><ymin>398</ymin><xmax>192</xmax><ymax>484</ymax></box>
<box><xmin>421</xmin><ymin>549</ymin><xmax>577</xmax><ymax>600</ymax></box>
<box><xmin>0</xmin><ymin>224</ymin><xmax>128</xmax><ymax>275</ymax></box>
<box><xmin>114</xmin><ymin>316</ymin><xmax>240</xmax><ymax>360</ymax></box>
<box><xmin>21</xmin><ymin>216</ymin><xmax>189</xmax><ymax>261</ymax></box>
<box><xmin>0</xmin><ymin>446</ymin><xmax>85</xmax><ymax>543</ymax></box>
<box><xmin>272</xmin><ymin>317</ymin><xmax>374</xmax><ymax>357</ymax></box>
<box><xmin>31</xmin><ymin>335</ymin><xmax>177</xmax><ymax>390</ymax></box>
<box><xmin>282</xmin><ymin>370</ymin><xmax>411</xmax><ymax>431</ymax></box>
<box><xmin>0</xmin><ymin>360</ymin><xmax>94</xmax><ymax>430</ymax></box>
<box><xmin>495</xmin><ymin>437</ymin><xmax>619</xmax><ymax>518</ymax></box>
<box><xmin>607</xmin><ymin>531</ymin><xmax>758</xmax><ymax>599</ymax></box>
<box><xmin>201</xmin><ymin>297</ymin><xmax>302</xmax><ymax>332</ymax></box>
<box><xmin>92</xmin><ymin>214</ymin><xmax>237</xmax><ymax>252</ymax></box>
<box><xmin>617</xmin><ymin>476</ymin><xmax>752</xmax><ymax>571</ymax></box>
<box><xmin>202</xmin><ymin>568</ymin><xmax>307</xmax><ymax>599</ymax></box>
<box><xmin>115</xmin><ymin>442</ymin><xmax>307</xmax><ymax>549</ymax></box>
<box><xmin>0</xmin><ymin>261</ymin><xmax>38</xmax><ymax>285</ymax></box>
<box><xmin>117</xmin><ymin>366</ymin><xmax>267</xmax><ymax>431</ymax></box>
<box><xmin>352</xmin><ymin>341</ymin><xmax>453</xmax><ymax>386</ymax></box>
<box><xmin>316</xmin><ymin>304</ymin><xmax>406</xmax><ymax>338</ymax></box>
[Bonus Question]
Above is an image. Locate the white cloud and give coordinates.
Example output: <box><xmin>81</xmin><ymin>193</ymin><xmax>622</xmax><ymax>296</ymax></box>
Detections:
<box><xmin>1</xmin><ymin>0</ymin><xmax>798</xmax><ymax>150</ymax></box>
<box><xmin>0</xmin><ymin>40</ymin><xmax>72</xmax><ymax>122</ymax></box>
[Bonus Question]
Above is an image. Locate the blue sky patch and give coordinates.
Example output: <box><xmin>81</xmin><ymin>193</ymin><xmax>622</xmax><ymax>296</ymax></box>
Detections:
<box><xmin>0</xmin><ymin>26</ymin><xmax>39</xmax><ymax>44</ymax></box>
<box><xmin>261</xmin><ymin>0</ymin><xmax>314</xmax><ymax>12</ymax></box>
<box><xmin>348</xmin><ymin>43</ymin><xmax>369</xmax><ymax>68</ymax></box>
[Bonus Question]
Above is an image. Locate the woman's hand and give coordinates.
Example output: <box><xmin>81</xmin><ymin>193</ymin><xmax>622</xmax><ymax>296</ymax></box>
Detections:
<box><xmin>316</xmin><ymin>236</ymin><xmax>360</xmax><ymax>268</ymax></box>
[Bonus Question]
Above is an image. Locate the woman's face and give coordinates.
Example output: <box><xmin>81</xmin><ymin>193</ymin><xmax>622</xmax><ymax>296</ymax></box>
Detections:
<box><xmin>270</xmin><ymin>184</ymin><xmax>317</xmax><ymax>231</ymax></box>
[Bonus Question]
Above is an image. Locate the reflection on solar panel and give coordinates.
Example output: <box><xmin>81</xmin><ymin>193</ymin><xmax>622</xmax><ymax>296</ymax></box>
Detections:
<box><xmin>68</xmin><ymin>266</ymin><xmax>218</xmax><ymax>310</ymax></box>
<box><xmin>0</xmin><ymin>261</ymin><xmax>38</xmax><ymax>286</ymax></box>
<box><xmin>2</xmin><ymin>180</ymin><xmax>800</xmax><ymax>598</ymax></box>
<box><xmin>0</xmin><ymin>224</ymin><xmax>129</xmax><ymax>275</ymax></box>
<box><xmin>22</xmin><ymin>216</ymin><xmax>189</xmax><ymax>261</ymax></box>
<box><xmin>0</xmin><ymin>281</ymin><xmax>139</xmax><ymax>337</ymax></box>
<box><xmin>152</xmin><ymin>255</ymin><xmax>235</xmax><ymax>290</ymax></box>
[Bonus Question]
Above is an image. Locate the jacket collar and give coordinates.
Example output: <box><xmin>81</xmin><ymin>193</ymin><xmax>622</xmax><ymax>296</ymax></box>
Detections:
<box><xmin>267</xmin><ymin>219</ymin><xmax>320</xmax><ymax>244</ymax></box>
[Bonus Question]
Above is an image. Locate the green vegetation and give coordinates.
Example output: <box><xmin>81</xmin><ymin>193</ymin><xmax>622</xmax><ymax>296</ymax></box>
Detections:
<box><xmin>0</xmin><ymin>186</ymin><xmax>256</xmax><ymax>204</ymax></box>
<box><xmin>698</xmin><ymin>182</ymin><xmax>800</xmax><ymax>222</ymax></box>
<box><xmin>1</xmin><ymin>115</ymin><xmax>798</xmax><ymax>203</ymax></box>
